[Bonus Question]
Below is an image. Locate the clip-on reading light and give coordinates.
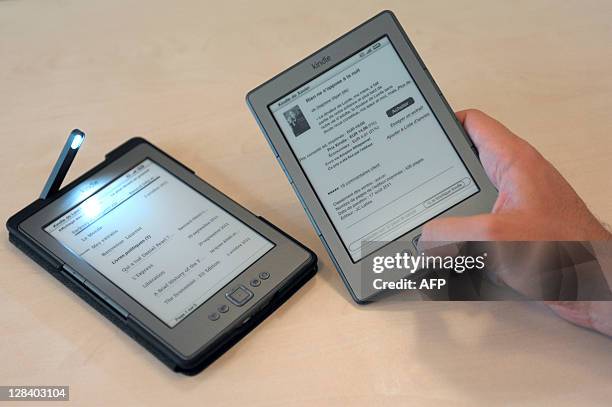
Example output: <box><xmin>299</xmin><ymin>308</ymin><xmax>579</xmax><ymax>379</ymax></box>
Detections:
<box><xmin>40</xmin><ymin>129</ymin><xmax>86</xmax><ymax>200</ymax></box>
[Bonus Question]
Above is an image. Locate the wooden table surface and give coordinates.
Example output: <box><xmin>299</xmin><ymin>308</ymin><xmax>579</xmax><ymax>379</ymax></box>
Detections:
<box><xmin>1</xmin><ymin>1</ymin><xmax>612</xmax><ymax>405</ymax></box>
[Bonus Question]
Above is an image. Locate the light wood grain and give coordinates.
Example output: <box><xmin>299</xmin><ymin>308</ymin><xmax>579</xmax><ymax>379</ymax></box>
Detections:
<box><xmin>1</xmin><ymin>1</ymin><xmax>612</xmax><ymax>405</ymax></box>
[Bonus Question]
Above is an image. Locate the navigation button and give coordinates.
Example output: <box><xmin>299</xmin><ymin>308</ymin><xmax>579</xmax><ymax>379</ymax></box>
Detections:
<box><xmin>226</xmin><ymin>285</ymin><xmax>254</xmax><ymax>307</ymax></box>
<box><xmin>412</xmin><ymin>234</ymin><xmax>421</xmax><ymax>250</ymax></box>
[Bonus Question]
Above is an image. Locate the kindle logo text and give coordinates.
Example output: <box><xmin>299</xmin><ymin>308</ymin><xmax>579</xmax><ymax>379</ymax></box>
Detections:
<box><xmin>311</xmin><ymin>55</ymin><xmax>331</xmax><ymax>70</ymax></box>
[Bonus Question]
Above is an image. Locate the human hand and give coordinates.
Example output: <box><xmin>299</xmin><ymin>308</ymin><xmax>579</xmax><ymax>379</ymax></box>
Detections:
<box><xmin>421</xmin><ymin>109</ymin><xmax>612</xmax><ymax>335</ymax></box>
<box><xmin>422</xmin><ymin>109</ymin><xmax>610</xmax><ymax>241</ymax></box>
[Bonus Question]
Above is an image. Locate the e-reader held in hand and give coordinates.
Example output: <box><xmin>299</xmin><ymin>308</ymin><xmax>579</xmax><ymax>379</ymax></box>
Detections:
<box><xmin>247</xmin><ymin>10</ymin><xmax>497</xmax><ymax>303</ymax></box>
<box><xmin>7</xmin><ymin>137</ymin><xmax>317</xmax><ymax>374</ymax></box>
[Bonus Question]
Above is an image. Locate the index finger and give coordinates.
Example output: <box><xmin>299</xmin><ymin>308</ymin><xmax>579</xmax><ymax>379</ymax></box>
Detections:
<box><xmin>454</xmin><ymin>109</ymin><xmax>527</xmax><ymax>189</ymax></box>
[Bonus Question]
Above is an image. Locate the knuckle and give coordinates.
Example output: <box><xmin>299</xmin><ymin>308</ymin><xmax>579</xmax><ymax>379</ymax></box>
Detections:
<box><xmin>514</xmin><ymin>139</ymin><xmax>543</xmax><ymax>166</ymax></box>
<box><xmin>464</xmin><ymin>108</ymin><xmax>485</xmax><ymax>119</ymax></box>
<box><xmin>480</xmin><ymin>217</ymin><xmax>502</xmax><ymax>240</ymax></box>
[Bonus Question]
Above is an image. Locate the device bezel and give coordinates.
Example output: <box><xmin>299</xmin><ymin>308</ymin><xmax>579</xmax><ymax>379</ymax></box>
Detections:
<box><xmin>246</xmin><ymin>10</ymin><xmax>497</xmax><ymax>302</ymax></box>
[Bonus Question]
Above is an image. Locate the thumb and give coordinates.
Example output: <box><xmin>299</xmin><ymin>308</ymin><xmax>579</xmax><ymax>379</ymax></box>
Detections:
<box><xmin>420</xmin><ymin>214</ymin><xmax>496</xmax><ymax>242</ymax></box>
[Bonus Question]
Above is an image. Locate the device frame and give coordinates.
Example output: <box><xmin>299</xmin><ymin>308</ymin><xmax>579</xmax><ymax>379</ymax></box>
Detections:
<box><xmin>7</xmin><ymin>138</ymin><xmax>317</xmax><ymax>373</ymax></box>
<box><xmin>246</xmin><ymin>10</ymin><xmax>497</xmax><ymax>303</ymax></box>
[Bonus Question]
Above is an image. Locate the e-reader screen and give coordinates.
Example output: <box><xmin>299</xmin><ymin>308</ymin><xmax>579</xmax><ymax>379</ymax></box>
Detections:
<box><xmin>269</xmin><ymin>36</ymin><xmax>479</xmax><ymax>261</ymax></box>
<box><xmin>44</xmin><ymin>159</ymin><xmax>274</xmax><ymax>327</ymax></box>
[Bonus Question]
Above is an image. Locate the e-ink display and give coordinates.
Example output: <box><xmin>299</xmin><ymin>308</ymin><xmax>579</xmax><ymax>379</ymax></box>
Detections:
<box><xmin>270</xmin><ymin>36</ymin><xmax>479</xmax><ymax>261</ymax></box>
<box><xmin>45</xmin><ymin>159</ymin><xmax>274</xmax><ymax>327</ymax></box>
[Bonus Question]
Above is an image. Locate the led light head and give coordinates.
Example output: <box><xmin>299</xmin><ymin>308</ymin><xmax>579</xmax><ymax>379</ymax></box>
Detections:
<box><xmin>69</xmin><ymin>129</ymin><xmax>85</xmax><ymax>150</ymax></box>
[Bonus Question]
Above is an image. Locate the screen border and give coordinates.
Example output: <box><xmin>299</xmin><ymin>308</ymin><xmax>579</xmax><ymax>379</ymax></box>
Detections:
<box><xmin>19</xmin><ymin>142</ymin><xmax>313</xmax><ymax>358</ymax></box>
<box><xmin>246</xmin><ymin>10</ymin><xmax>498</xmax><ymax>302</ymax></box>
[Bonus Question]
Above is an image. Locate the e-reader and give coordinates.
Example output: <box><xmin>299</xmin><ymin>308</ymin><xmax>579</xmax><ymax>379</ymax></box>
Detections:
<box><xmin>246</xmin><ymin>10</ymin><xmax>497</xmax><ymax>302</ymax></box>
<box><xmin>7</xmin><ymin>137</ymin><xmax>317</xmax><ymax>374</ymax></box>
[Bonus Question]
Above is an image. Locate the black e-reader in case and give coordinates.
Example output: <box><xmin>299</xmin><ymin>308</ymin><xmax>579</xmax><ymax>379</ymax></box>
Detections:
<box><xmin>7</xmin><ymin>137</ymin><xmax>317</xmax><ymax>375</ymax></box>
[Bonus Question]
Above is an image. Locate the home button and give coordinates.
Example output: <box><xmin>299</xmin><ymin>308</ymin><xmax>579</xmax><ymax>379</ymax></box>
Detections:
<box><xmin>225</xmin><ymin>285</ymin><xmax>254</xmax><ymax>307</ymax></box>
